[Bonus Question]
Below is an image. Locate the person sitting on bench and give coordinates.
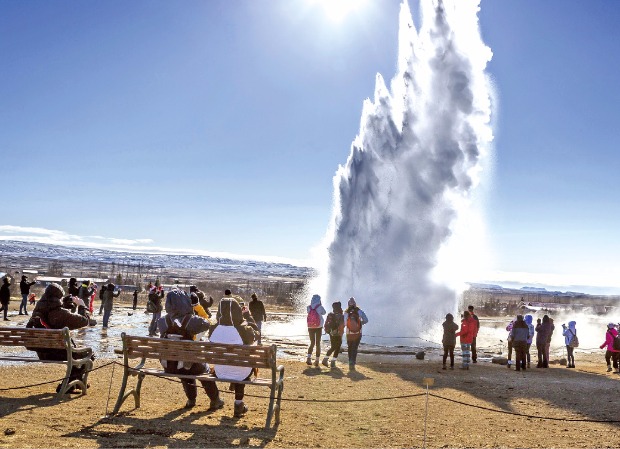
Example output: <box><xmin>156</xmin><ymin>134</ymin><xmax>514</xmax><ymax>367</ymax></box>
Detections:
<box><xmin>26</xmin><ymin>283</ymin><xmax>93</xmax><ymax>393</ymax></box>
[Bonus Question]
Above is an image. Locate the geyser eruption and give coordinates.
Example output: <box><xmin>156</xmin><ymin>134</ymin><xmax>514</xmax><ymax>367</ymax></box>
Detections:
<box><xmin>323</xmin><ymin>0</ymin><xmax>493</xmax><ymax>339</ymax></box>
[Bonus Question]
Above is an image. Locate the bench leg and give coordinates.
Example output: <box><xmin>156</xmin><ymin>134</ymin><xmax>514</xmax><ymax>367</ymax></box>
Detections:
<box><xmin>134</xmin><ymin>373</ymin><xmax>145</xmax><ymax>408</ymax></box>
<box><xmin>274</xmin><ymin>381</ymin><xmax>284</xmax><ymax>425</ymax></box>
<box><xmin>265</xmin><ymin>386</ymin><xmax>276</xmax><ymax>430</ymax></box>
<box><xmin>56</xmin><ymin>363</ymin><xmax>72</xmax><ymax>399</ymax></box>
<box><xmin>112</xmin><ymin>371</ymin><xmax>131</xmax><ymax>414</ymax></box>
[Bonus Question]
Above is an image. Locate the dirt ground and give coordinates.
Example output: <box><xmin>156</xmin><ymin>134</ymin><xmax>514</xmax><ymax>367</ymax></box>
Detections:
<box><xmin>1</xmin><ymin>345</ymin><xmax>620</xmax><ymax>449</ymax></box>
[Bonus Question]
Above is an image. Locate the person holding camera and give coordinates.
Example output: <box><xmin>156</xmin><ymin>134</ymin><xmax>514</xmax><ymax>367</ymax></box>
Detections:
<box><xmin>101</xmin><ymin>283</ymin><xmax>121</xmax><ymax>328</ymax></box>
<box><xmin>19</xmin><ymin>275</ymin><xmax>36</xmax><ymax>315</ymax></box>
<box><xmin>535</xmin><ymin>315</ymin><xmax>553</xmax><ymax>368</ymax></box>
<box><xmin>562</xmin><ymin>321</ymin><xmax>577</xmax><ymax>368</ymax></box>
<box><xmin>26</xmin><ymin>283</ymin><xmax>93</xmax><ymax>394</ymax></box>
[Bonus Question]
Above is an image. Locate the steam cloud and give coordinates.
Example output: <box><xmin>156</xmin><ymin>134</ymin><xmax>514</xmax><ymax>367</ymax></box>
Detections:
<box><xmin>322</xmin><ymin>0</ymin><xmax>494</xmax><ymax>339</ymax></box>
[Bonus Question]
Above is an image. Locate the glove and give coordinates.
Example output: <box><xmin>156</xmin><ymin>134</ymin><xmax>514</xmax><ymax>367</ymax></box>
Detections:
<box><xmin>72</xmin><ymin>297</ymin><xmax>86</xmax><ymax>308</ymax></box>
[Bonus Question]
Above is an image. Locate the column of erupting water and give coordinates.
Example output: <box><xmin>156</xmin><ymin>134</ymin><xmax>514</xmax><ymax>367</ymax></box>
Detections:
<box><xmin>321</xmin><ymin>0</ymin><xmax>494</xmax><ymax>341</ymax></box>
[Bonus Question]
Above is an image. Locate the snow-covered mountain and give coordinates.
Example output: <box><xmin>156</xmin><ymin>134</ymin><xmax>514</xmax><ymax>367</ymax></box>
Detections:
<box><xmin>0</xmin><ymin>240</ymin><xmax>314</xmax><ymax>278</ymax></box>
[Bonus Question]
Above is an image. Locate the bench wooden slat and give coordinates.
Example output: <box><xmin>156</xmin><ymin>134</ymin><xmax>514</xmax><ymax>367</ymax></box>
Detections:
<box><xmin>124</xmin><ymin>336</ymin><xmax>274</xmax><ymax>369</ymax></box>
<box><xmin>0</xmin><ymin>328</ymin><xmax>67</xmax><ymax>349</ymax></box>
<box><xmin>132</xmin><ymin>368</ymin><xmax>274</xmax><ymax>386</ymax></box>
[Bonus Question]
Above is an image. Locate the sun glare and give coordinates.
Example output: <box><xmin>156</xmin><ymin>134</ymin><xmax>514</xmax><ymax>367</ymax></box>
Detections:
<box><xmin>309</xmin><ymin>0</ymin><xmax>366</xmax><ymax>22</ymax></box>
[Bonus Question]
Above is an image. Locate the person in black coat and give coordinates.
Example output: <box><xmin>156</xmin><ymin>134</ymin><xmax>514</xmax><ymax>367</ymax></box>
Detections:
<box><xmin>0</xmin><ymin>277</ymin><xmax>12</xmax><ymax>320</ymax></box>
<box><xmin>248</xmin><ymin>293</ymin><xmax>267</xmax><ymax>344</ymax></box>
<box><xmin>19</xmin><ymin>275</ymin><xmax>36</xmax><ymax>315</ymax></box>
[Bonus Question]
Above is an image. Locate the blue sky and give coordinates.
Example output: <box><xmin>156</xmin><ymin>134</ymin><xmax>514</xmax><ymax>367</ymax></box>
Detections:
<box><xmin>1</xmin><ymin>1</ymin><xmax>619</xmax><ymax>290</ymax></box>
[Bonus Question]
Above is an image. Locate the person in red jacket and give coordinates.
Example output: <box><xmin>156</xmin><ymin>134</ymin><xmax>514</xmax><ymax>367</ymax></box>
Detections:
<box><xmin>455</xmin><ymin>310</ymin><xmax>477</xmax><ymax>370</ymax></box>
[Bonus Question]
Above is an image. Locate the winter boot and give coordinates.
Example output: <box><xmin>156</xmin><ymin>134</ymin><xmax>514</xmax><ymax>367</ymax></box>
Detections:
<box><xmin>208</xmin><ymin>397</ymin><xmax>224</xmax><ymax>411</ymax></box>
<box><xmin>607</xmin><ymin>364</ymin><xmax>612</xmax><ymax>372</ymax></box>
<box><xmin>442</xmin><ymin>364</ymin><xmax>447</xmax><ymax>370</ymax></box>
<box><xmin>234</xmin><ymin>401</ymin><xmax>248</xmax><ymax>417</ymax></box>
<box><xmin>321</xmin><ymin>357</ymin><xmax>329</xmax><ymax>367</ymax></box>
<box><xmin>330</xmin><ymin>358</ymin><xmax>336</xmax><ymax>368</ymax></box>
<box><xmin>306</xmin><ymin>355</ymin><xmax>312</xmax><ymax>366</ymax></box>
<box><xmin>314</xmin><ymin>358</ymin><xmax>320</xmax><ymax>367</ymax></box>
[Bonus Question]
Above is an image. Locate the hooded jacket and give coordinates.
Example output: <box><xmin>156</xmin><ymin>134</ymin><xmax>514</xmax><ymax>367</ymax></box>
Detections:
<box><xmin>601</xmin><ymin>327</ymin><xmax>619</xmax><ymax>352</ymax></box>
<box><xmin>306</xmin><ymin>294</ymin><xmax>326</xmax><ymax>328</ymax></box>
<box><xmin>524</xmin><ymin>315</ymin><xmax>535</xmax><ymax>344</ymax></box>
<box><xmin>442</xmin><ymin>314</ymin><xmax>459</xmax><ymax>347</ymax></box>
<box><xmin>562</xmin><ymin>321</ymin><xmax>577</xmax><ymax>346</ymax></box>
<box><xmin>26</xmin><ymin>283</ymin><xmax>89</xmax><ymax>330</ymax></box>
<box><xmin>210</xmin><ymin>298</ymin><xmax>259</xmax><ymax>345</ymax></box>
<box><xmin>157</xmin><ymin>289</ymin><xmax>211</xmax><ymax>338</ymax></box>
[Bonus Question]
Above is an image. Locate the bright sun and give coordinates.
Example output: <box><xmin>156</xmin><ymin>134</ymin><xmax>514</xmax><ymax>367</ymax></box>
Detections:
<box><xmin>309</xmin><ymin>0</ymin><xmax>366</xmax><ymax>22</ymax></box>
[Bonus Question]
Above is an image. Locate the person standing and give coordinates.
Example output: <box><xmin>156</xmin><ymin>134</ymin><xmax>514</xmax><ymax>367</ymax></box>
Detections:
<box><xmin>101</xmin><ymin>283</ymin><xmax>121</xmax><ymax>328</ymax></box>
<box><xmin>442</xmin><ymin>313</ymin><xmax>459</xmax><ymax>370</ymax></box>
<box><xmin>98</xmin><ymin>284</ymin><xmax>107</xmax><ymax>315</ymax></box>
<box><xmin>248</xmin><ymin>293</ymin><xmax>267</xmax><ymax>345</ymax></box>
<box><xmin>132</xmin><ymin>289</ymin><xmax>139</xmax><ymax>310</ymax></box>
<box><xmin>524</xmin><ymin>315</ymin><xmax>535</xmax><ymax>368</ymax></box>
<box><xmin>0</xmin><ymin>277</ymin><xmax>12</xmax><ymax>320</ymax></box>
<box><xmin>509</xmin><ymin>315</ymin><xmax>529</xmax><ymax>371</ymax></box>
<box><xmin>562</xmin><ymin>321</ymin><xmax>577</xmax><ymax>368</ymax></box>
<box><xmin>467</xmin><ymin>305</ymin><xmax>480</xmax><ymax>363</ymax></box>
<box><xmin>190</xmin><ymin>285</ymin><xmax>213</xmax><ymax>317</ymax></box>
<box><xmin>19</xmin><ymin>275</ymin><xmax>36</xmax><ymax>315</ymax></box>
<box><xmin>344</xmin><ymin>297</ymin><xmax>368</xmax><ymax>371</ymax></box>
<box><xmin>147</xmin><ymin>285</ymin><xmax>165</xmax><ymax>336</ymax></box>
<box><xmin>505</xmin><ymin>318</ymin><xmax>516</xmax><ymax>368</ymax></box>
<box><xmin>322</xmin><ymin>301</ymin><xmax>345</xmax><ymax>368</ymax></box>
<box><xmin>535</xmin><ymin>315</ymin><xmax>553</xmax><ymax>368</ymax></box>
<box><xmin>455</xmin><ymin>311</ymin><xmax>476</xmax><ymax>370</ymax></box>
<box><xmin>306</xmin><ymin>294</ymin><xmax>326</xmax><ymax>367</ymax></box>
<box><xmin>600</xmin><ymin>323</ymin><xmax>620</xmax><ymax>373</ymax></box>
<box><xmin>68</xmin><ymin>277</ymin><xmax>80</xmax><ymax>297</ymax></box>
<box><xmin>78</xmin><ymin>280</ymin><xmax>95</xmax><ymax>314</ymax></box>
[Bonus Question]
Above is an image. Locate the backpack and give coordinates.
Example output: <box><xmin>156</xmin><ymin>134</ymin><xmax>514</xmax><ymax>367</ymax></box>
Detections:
<box><xmin>161</xmin><ymin>314</ymin><xmax>193</xmax><ymax>341</ymax></box>
<box><xmin>612</xmin><ymin>332</ymin><xmax>620</xmax><ymax>351</ymax></box>
<box><xmin>307</xmin><ymin>305</ymin><xmax>321</xmax><ymax>328</ymax></box>
<box><xmin>347</xmin><ymin>308</ymin><xmax>362</xmax><ymax>334</ymax></box>
<box><xmin>568</xmin><ymin>329</ymin><xmax>579</xmax><ymax>348</ymax></box>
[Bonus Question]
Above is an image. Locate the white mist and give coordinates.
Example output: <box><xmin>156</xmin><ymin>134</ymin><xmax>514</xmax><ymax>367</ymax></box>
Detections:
<box><xmin>316</xmin><ymin>0</ymin><xmax>495</xmax><ymax>341</ymax></box>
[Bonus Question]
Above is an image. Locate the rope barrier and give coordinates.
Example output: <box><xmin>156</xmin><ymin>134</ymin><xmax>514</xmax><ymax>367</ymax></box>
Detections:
<box><xmin>428</xmin><ymin>392</ymin><xmax>620</xmax><ymax>423</ymax></box>
<box><xmin>0</xmin><ymin>360</ymin><xmax>116</xmax><ymax>391</ymax></box>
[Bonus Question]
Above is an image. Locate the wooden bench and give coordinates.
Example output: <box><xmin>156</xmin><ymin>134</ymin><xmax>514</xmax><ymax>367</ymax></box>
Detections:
<box><xmin>0</xmin><ymin>326</ymin><xmax>93</xmax><ymax>398</ymax></box>
<box><xmin>113</xmin><ymin>333</ymin><xmax>284</xmax><ymax>429</ymax></box>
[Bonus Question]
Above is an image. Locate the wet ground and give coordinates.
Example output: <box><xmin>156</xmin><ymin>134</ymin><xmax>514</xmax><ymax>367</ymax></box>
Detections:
<box><xmin>0</xmin><ymin>308</ymin><xmax>608</xmax><ymax>365</ymax></box>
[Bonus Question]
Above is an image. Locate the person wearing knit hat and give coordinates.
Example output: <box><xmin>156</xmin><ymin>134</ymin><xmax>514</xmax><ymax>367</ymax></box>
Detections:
<box><xmin>248</xmin><ymin>293</ymin><xmax>266</xmax><ymax>345</ymax></box>
<box><xmin>600</xmin><ymin>323</ymin><xmax>620</xmax><ymax>373</ymax></box>
<box><xmin>306</xmin><ymin>294</ymin><xmax>326</xmax><ymax>367</ymax></box>
<box><xmin>344</xmin><ymin>297</ymin><xmax>368</xmax><ymax>371</ymax></box>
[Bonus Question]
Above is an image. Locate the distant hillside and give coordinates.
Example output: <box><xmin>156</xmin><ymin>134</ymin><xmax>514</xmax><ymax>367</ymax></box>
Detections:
<box><xmin>0</xmin><ymin>240</ymin><xmax>314</xmax><ymax>279</ymax></box>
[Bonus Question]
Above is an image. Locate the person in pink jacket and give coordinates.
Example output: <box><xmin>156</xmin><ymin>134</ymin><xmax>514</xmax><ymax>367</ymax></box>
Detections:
<box><xmin>455</xmin><ymin>311</ymin><xmax>477</xmax><ymax>370</ymax></box>
<box><xmin>600</xmin><ymin>323</ymin><xmax>620</xmax><ymax>374</ymax></box>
